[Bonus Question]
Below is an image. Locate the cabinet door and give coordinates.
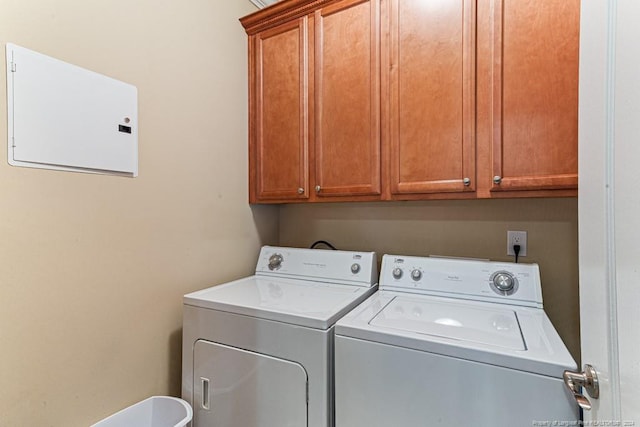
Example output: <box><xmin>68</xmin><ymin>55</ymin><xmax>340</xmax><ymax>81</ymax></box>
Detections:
<box><xmin>388</xmin><ymin>0</ymin><xmax>476</xmax><ymax>195</ymax></box>
<box><xmin>314</xmin><ymin>0</ymin><xmax>381</xmax><ymax>198</ymax></box>
<box><xmin>486</xmin><ymin>0</ymin><xmax>579</xmax><ymax>192</ymax></box>
<box><xmin>252</xmin><ymin>18</ymin><xmax>310</xmax><ymax>202</ymax></box>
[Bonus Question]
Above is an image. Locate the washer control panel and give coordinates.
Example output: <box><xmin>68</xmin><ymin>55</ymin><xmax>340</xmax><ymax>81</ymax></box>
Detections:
<box><xmin>255</xmin><ymin>246</ymin><xmax>378</xmax><ymax>287</ymax></box>
<box><xmin>380</xmin><ymin>255</ymin><xmax>542</xmax><ymax>308</ymax></box>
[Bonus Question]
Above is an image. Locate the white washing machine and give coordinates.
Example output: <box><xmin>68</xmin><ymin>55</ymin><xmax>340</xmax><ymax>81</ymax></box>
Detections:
<box><xmin>334</xmin><ymin>254</ymin><xmax>579</xmax><ymax>427</ymax></box>
<box><xmin>182</xmin><ymin>246</ymin><xmax>378</xmax><ymax>427</ymax></box>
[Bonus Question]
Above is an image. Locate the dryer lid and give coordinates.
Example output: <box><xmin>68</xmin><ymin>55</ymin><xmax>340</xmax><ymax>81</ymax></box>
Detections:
<box><xmin>369</xmin><ymin>296</ymin><xmax>525</xmax><ymax>350</ymax></box>
<box><xmin>184</xmin><ymin>276</ymin><xmax>376</xmax><ymax>330</ymax></box>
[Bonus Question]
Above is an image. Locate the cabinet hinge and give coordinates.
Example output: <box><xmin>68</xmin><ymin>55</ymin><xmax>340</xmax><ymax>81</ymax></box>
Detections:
<box><xmin>10</xmin><ymin>62</ymin><xmax>16</xmax><ymax>72</ymax></box>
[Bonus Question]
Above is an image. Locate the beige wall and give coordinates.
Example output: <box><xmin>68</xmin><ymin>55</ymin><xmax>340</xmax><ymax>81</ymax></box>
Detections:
<box><xmin>0</xmin><ymin>1</ymin><xmax>580</xmax><ymax>424</ymax></box>
<box><xmin>280</xmin><ymin>198</ymin><xmax>580</xmax><ymax>362</ymax></box>
<box><xmin>0</xmin><ymin>1</ymin><xmax>277</xmax><ymax>425</ymax></box>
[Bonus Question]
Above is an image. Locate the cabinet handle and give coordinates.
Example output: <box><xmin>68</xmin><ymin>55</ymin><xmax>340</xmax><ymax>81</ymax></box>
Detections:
<box><xmin>315</xmin><ymin>185</ymin><xmax>321</xmax><ymax>193</ymax></box>
<box><xmin>463</xmin><ymin>177</ymin><xmax>471</xmax><ymax>186</ymax></box>
<box><xmin>297</xmin><ymin>187</ymin><xmax>304</xmax><ymax>194</ymax></box>
<box><xmin>493</xmin><ymin>176</ymin><xmax>502</xmax><ymax>185</ymax></box>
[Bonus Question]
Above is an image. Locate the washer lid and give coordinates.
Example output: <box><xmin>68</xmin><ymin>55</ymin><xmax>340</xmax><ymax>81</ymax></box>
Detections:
<box><xmin>369</xmin><ymin>296</ymin><xmax>525</xmax><ymax>350</ymax></box>
<box><xmin>335</xmin><ymin>291</ymin><xmax>577</xmax><ymax>377</ymax></box>
<box><xmin>184</xmin><ymin>275</ymin><xmax>376</xmax><ymax>330</ymax></box>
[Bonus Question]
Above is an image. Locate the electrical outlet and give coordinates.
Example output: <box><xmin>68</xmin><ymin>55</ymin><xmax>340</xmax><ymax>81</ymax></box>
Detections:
<box><xmin>507</xmin><ymin>231</ymin><xmax>527</xmax><ymax>257</ymax></box>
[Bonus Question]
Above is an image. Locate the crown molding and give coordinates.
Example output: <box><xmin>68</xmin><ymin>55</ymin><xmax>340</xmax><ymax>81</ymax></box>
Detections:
<box><xmin>241</xmin><ymin>0</ymin><xmax>339</xmax><ymax>34</ymax></box>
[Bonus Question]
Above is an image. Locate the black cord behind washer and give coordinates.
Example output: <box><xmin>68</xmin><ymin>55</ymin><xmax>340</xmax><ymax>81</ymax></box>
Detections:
<box><xmin>310</xmin><ymin>240</ymin><xmax>337</xmax><ymax>250</ymax></box>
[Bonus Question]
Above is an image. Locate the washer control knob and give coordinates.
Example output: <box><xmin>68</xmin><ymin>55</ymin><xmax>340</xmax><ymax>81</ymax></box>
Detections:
<box><xmin>268</xmin><ymin>253</ymin><xmax>283</xmax><ymax>271</ymax></box>
<box><xmin>392</xmin><ymin>267</ymin><xmax>403</xmax><ymax>280</ymax></box>
<box><xmin>351</xmin><ymin>263</ymin><xmax>361</xmax><ymax>274</ymax></box>
<box><xmin>411</xmin><ymin>269</ymin><xmax>422</xmax><ymax>281</ymax></box>
<box><xmin>492</xmin><ymin>271</ymin><xmax>516</xmax><ymax>292</ymax></box>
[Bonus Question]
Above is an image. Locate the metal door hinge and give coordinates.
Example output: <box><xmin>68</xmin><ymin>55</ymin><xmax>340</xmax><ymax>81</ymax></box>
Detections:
<box><xmin>10</xmin><ymin>62</ymin><xmax>16</xmax><ymax>72</ymax></box>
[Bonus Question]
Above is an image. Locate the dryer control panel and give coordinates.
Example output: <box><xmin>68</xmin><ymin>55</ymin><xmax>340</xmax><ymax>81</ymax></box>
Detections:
<box><xmin>255</xmin><ymin>246</ymin><xmax>378</xmax><ymax>287</ymax></box>
<box><xmin>380</xmin><ymin>255</ymin><xmax>543</xmax><ymax>308</ymax></box>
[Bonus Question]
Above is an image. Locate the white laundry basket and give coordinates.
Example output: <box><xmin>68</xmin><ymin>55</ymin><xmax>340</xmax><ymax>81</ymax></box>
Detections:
<box><xmin>91</xmin><ymin>396</ymin><xmax>193</xmax><ymax>427</ymax></box>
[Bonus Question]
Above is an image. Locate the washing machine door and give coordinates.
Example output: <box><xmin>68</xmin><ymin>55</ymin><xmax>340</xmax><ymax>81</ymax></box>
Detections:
<box><xmin>193</xmin><ymin>340</ymin><xmax>308</xmax><ymax>427</ymax></box>
<box><xmin>369</xmin><ymin>296</ymin><xmax>526</xmax><ymax>350</ymax></box>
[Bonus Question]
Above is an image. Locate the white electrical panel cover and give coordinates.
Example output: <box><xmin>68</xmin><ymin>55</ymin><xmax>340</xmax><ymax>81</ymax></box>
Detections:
<box><xmin>6</xmin><ymin>43</ymin><xmax>138</xmax><ymax>176</ymax></box>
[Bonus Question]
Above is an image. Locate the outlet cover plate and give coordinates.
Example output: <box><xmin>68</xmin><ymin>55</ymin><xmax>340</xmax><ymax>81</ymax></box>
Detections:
<box><xmin>507</xmin><ymin>231</ymin><xmax>527</xmax><ymax>256</ymax></box>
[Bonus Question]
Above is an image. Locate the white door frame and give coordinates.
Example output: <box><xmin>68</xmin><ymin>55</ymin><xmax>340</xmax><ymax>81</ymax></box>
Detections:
<box><xmin>578</xmin><ymin>0</ymin><xmax>640</xmax><ymax>422</ymax></box>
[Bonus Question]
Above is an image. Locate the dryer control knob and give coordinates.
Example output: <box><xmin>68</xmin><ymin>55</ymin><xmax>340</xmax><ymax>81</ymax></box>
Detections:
<box><xmin>351</xmin><ymin>263</ymin><xmax>361</xmax><ymax>274</ymax></box>
<box><xmin>392</xmin><ymin>267</ymin><xmax>403</xmax><ymax>280</ymax></box>
<box><xmin>411</xmin><ymin>269</ymin><xmax>422</xmax><ymax>281</ymax></box>
<box><xmin>268</xmin><ymin>253</ymin><xmax>283</xmax><ymax>271</ymax></box>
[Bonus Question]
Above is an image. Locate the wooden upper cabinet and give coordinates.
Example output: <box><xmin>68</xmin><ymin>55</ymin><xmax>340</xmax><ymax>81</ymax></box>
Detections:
<box><xmin>314</xmin><ymin>0</ymin><xmax>381</xmax><ymax>197</ymax></box>
<box><xmin>241</xmin><ymin>0</ymin><xmax>579</xmax><ymax>203</ymax></box>
<box><xmin>252</xmin><ymin>18</ymin><xmax>309</xmax><ymax>202</ymax></box>
<box><xmin>482</xmin><ymin>0</ymin><xmax>580</xmax><ymax>193</ymax></box>
<box><xmin>387</xmin><ymin>0</ymin><xmax>476</xmax><ymax>195</ymax></box>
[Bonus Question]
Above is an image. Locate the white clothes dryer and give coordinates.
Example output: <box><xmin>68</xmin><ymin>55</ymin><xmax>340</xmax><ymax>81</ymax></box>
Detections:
<box><xmin>334</xmin><ymin>254</ymin><xmax>579</xmax><ymax>427</ymax></box>
<box><xmin>182</xmin><ymin>246</ymin><xmax>377</xmax><ymax>427</ymax></box>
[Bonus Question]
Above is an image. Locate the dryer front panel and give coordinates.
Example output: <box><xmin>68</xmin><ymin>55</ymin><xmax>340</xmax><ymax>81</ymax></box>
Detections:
<box><xmin>193</xmin><ymin>340</ymin><xmax>308</xmax><ymax>427</ymax></box>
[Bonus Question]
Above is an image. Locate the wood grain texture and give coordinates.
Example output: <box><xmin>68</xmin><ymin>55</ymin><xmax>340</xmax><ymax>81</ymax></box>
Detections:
<box><xmin>314</xmin><ymin>0</ymin><xmax>381</xmax><ymax>197</ymax></box>
<box><xmin>243</xmin><ymin>0</ymin><xmax>578</xmax><ymax>204</ymax></box>
<box><xmin>388</xmin><ymin>0</ymin><xmax>475</xmax><ymax>195</ymax></box>
<box><xmin>254</xmin><ymin>18</ymin><xmax>310</xmax><ymax>201</ymax></box>
<box><xmin>488</xmin><ymin>0</ymin><xmax>579</xmax><ymax>192</ymax></box>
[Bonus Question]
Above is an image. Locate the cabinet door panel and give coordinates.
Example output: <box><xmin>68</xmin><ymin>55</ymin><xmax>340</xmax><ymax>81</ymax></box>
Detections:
<box><xmin>315</xmin><ymin>0</ymin><xmax>381</xmax><ymax>197</ymax></box>
<box><xmin>389</xmin><ymin>0</ymin><xmax>476</xmax><ymax>194</ymax></box>
<box><xmin>489</xmin><ymin>0</ymin><xmax>579</xmax><ymax>191</ymax></box>
<box><xmin>254</xmin><ymin>19</ymin><xmax>309</xmax><ymax>201</ymax></box>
